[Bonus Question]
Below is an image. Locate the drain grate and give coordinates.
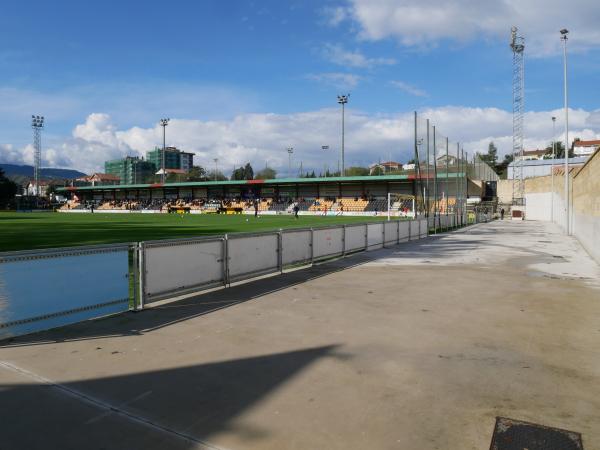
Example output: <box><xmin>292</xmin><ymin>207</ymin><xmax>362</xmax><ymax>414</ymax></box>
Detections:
<box><xmin>490</xmin><ymin>417</ymin><xmax>583</xmax><ymax>450</ymax></box>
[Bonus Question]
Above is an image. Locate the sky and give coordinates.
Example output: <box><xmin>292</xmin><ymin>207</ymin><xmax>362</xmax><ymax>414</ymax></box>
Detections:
<box><xmin>0</xmin><ymin>0</ymin><xmax>599</xmax><ymax>176</ymax></box>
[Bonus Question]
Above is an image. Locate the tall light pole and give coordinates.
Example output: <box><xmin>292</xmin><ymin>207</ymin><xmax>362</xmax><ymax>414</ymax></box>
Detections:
<box><xmin>321</xmin><ymin>145</ymin><xmax>329</xmax><ymax>177</ymax></box>
<box><xmin>561</xmin><ymin>29</ymin><xmax>570</xmax><ymax>235</ymax></box>
<box><xmin>417</xmin><ymin>138</ymin><xmax>424</xmax><ymax>211</ymax></box>
<box><xmin>31</xmin><ymin>115</ymin><xmax>44</xmax><ymax>197</ymax></box>
<box><xmin>551</xmin><ymin>116</ymin><xmax>556</xmax><ymax>222</ymax></box>
<box><xmin>337</xmin><ymin>94</ymin><xmax>349</xmax><ymax>176</ymax></box>
<box><xmin>287</xmin><ymin>147</ymin><xmax>294</xmax><ymax>178</ymax></box>
<box><xmin>213</xmin><ymin>158</ymin><xmax>219</xmax><ymax>181</ymax></box>
<box><xmin>160</xmin><ymin>118</ymin><xmax>170</xmax><ymax>183</ymax></box>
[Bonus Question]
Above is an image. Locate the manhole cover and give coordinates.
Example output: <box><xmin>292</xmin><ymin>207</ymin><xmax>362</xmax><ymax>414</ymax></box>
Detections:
<box><xmin>490</xmin><ymin>417</ymin><xmax>583</xmax><ymax>450</ymax></box>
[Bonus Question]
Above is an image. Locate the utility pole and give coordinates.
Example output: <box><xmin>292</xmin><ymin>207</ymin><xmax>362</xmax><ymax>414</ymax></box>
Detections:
<box><xmin>426</xmin><ymin>119</ymin><xmax>430</xmax><ymax>217</ymax></box>
<box><xmin>456</xmin><ymin>142</ymin><xmax>460</xmax><ymax>222</ymax></box>
<box><xmin>561</xmin><ymin>28</ymin><xmax>570</xmax><ymax>235</ymax></box>
<box><xmin>433</xmin><ymin>126</ymin><xmax>438</xmax><ymax>230</ymax></box>
<box><xmin>160</xmin><ymin>118</ymin><xmax>170</xmax><ymax>184</ymax></box>
<box><xmin>446</xmin><ymin>137</ymin><xmax>449</xmax><ymax>218</ymax></box>
<box><xmin>213</xmin><ymin>158</ymin><xmax>219</xmax><ymax>182</ymax></box>
<box><xmin>551</xmin><ymin>116</ymin><xmax>556</xmax><ymax>222</ymax></box>
<box><xmin>31</xmin><ymin>115</ymin><xmax>44</xmax><ymax>197</ymax></box>
<box><xmin>337</xmin><ymin>94</ymin><xmax>349</xmax><ymax>176</ymax></box>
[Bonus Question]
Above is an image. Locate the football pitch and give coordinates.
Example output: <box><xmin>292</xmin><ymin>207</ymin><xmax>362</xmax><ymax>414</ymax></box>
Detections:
<box><xmin>0</xmin><ymin>212</ymin><xmax>392</xmax><ymax>252</ymax></box>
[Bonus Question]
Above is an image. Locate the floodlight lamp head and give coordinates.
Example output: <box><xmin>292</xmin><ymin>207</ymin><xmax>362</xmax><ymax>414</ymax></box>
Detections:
<box><xmin>552</xmin><ymin>116</ymin><xmax>556</xmax><ymax>121</ymax></box>
<box><xmin>560</xmin><ymin>28</ymin><xmax>569</xmax><ymax>36</ymax></box>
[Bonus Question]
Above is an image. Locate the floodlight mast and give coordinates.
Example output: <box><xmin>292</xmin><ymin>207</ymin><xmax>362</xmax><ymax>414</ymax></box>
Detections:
<box><xmin>337</xmin><ymin>94</ymin><xmax>349</xmax><ymax>176</ymax></box>
<box><xmin>510</xmin><ymin>26</ymin><xmax>525</xmax><ymax>207</ymax></box>
<box><xmin>31</xmin><ymin>115</ymin><xmax>45</xmax><ymax>197</ymax></box>
<box><xmin>160</xmin><ymin>118</ymin><xmax>170</xmax><ymax>183</ymax></box>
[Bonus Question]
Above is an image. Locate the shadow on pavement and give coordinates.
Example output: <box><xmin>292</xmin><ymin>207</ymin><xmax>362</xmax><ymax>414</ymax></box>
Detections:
<box><xmin>0</xmin><ymin>345</ymin><xmax>339</xmax><ymax>450</ymax></box>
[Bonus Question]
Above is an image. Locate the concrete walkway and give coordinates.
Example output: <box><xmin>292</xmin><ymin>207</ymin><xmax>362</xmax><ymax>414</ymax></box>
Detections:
<box><xmin>1</xmin><ymin>220</ymin><xmax>599</xmax><ymax>450</ymax></box>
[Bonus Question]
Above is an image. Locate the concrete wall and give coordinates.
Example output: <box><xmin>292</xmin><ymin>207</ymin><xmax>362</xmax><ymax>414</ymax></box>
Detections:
<box><xmin>497</xmin><ymin>180</ymin><xmax>513</xmax><ymax>204</ymax></box>
<box><xmin>523</xmin><ymin>150</ymin><xmax>599</xmax><ymax>263</ymax></box>
<box><xmin>572</xmin><ymin>150</ymin><xmax>600</xmax><ymax>263</ymax></box>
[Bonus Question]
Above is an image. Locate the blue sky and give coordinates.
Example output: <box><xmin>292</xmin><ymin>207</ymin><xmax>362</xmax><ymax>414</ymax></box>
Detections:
<box><xmin>1</xmin><ymin>0</ymin><xmax>599</xmax><ymax>174</ymax></box>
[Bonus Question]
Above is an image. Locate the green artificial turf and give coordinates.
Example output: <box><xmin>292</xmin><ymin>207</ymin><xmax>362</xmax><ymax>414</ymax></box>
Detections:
<box><xmin>0</xmin><ymin>212</ymin><xmax>393</xmax><ymax>252</ymax></box>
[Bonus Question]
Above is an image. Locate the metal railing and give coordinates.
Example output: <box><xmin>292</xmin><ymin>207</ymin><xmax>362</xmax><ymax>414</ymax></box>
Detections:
<box><xmin>0</xmin><ymin>218</ymin><xmax>435</xmax><ymax>339</ymax></box>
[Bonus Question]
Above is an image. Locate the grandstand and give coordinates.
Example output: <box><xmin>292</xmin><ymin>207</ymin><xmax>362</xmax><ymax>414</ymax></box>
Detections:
<box><xmin>57</xmin><ymin>174</ymin><xmax>469</xmax><ymax>217</ymax></box>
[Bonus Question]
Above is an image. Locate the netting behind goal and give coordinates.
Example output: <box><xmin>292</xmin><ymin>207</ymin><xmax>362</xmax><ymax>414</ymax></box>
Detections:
<box><xmin>388</xmin><ymin>194</ymin><xmax>416</xmax><ymax>217</ymax></box>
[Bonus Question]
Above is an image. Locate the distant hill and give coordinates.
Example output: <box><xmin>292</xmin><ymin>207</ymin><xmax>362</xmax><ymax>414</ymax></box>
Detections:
<box><xmin>0</xmin><ymin>164</ymin><xmax>87</xmax><ymax>184</ymax></box>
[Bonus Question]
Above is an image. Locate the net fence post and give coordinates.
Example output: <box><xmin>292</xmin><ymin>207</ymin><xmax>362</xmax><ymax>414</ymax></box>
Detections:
<box><xmin>223</xmin><ymin>234</ymin><xmax>229</xmax><ymax>287</ymax></box>
<box><xmin>310</xmin><ymin>228</ymin><xmax>314</xmax><ymax>265</ymax></box>
<box><xmin>135</xmin><ymin>242</ymin><xmax>145</xmax><ymax>311</ymax></box>
<box><xmin>342</xmin><ymin>224</ymin><xmax>346</xmax><ymax>256</ymax></box>
<box><xmin>278</xmin><ymin>229</ymin><xmax>283</xmax><ymax>274</ymax></box>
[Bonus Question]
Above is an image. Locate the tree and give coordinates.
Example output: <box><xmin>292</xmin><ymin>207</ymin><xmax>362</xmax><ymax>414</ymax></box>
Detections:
<box><xmin>231</xmin><ymin>163</ymin><xmax>254</xmax><ymax>180</ymax></box>
<box><xmin>479</xmin><ymin>141</ymin><xmax>498</xmax><ymax>165</ymax></box>
<box><xmin>546</xmin><ymin>141</ymin><xmax>572</xmax><ymax>159</ymax></box>
<box><xmin>186</xmin><ymin>166</ymin><xmax>207</xmax><ymax>181</ymax></box>
<box><xmin>496</xmin><ymin>153</ymin><xmax>514</xmax><ymax>179</ymax></box>
<box><xmin>345</xmin><ymin>166</ymin><xmax>369</xmax><ymax>176</ymax></box>
<box><xmin>206</xmin><ymin>170</ymin><xmax>227</xmax><ymax>181</ymax></box>
<box><xmin>0</xmin><ymin>168</ymin><xmax>18</xmax><ymax>207</ymax></box>
<box><xmin>255</xmin><ymin>167</ymin><xmax>277</xmax><ymax>180</ymax></box>
<box><xmin>370</xmin><ymin>166</ymin><xmax>384</xmax><ymax>176</ymax></box>
<box><xmin>243</xmin><ymin>163</ymin><xmax>254</xmax><ymax>180</ymax></box>
<box><xmin>46</xmin><ymin>184</ymin><xmax>58</xmax><ymax>197</ymax></box>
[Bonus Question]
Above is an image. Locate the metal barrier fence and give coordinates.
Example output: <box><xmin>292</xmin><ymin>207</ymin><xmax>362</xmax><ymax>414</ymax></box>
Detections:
<box><xmin>0</xmin><ymin>218</ymin><xmax>434</xmax><ymax>339</ymax></box>
<box><xmin>0</xmin><ymin>243</ymin><xmax>134</xmax><ymax>339</ymax></box>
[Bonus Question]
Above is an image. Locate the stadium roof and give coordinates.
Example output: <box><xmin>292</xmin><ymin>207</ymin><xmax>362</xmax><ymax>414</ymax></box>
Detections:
<box><xmin>507</xmin><ymin>156</ymin><xmax>588</xmax><ymax>167</ymax></box>
<box><xmin>57</xmin><ymin>173</ymin><xmax>463</xmax><ymax>192</ymax></box>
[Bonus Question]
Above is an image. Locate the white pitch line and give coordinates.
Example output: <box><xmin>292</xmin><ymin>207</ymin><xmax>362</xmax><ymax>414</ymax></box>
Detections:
<box><xmin>0</xmin><ymin>360</ymin><xmax>229</xmax><ymax>450</ymax></box>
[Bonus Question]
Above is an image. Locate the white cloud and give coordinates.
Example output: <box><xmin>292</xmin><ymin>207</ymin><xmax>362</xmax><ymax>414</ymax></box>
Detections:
<box><xmin>321</xmin><ymin>6</ymin><xmax>349</xmax><ymax>27</ymax></box>
<box><xmin>321</xmin><ymin>43</ymin><xmax>396</xmax><ymax>68</ymax></box>
<box><xmin>2</xmin><ymin>107</ymin><xmax>599</xmax><ymax>176</ymax></box>
<box><xmin>331</xmin><ymin>0</ymin><xmax>600</xmax><ymax>56</ymax></box>
<box><xmin>305</xmin><ymin>72</ymin><xmax>363</xmax><ymax>89</ymax></box>
<box><xmin>390</xmin><ymin>80</ymin><xmax>428</xmax><ymax>97</ymax></box>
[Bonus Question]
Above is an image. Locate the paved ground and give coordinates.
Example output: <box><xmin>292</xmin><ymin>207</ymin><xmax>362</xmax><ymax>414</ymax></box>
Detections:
<box><xmin>1</xmin><ymin>220</ymin><xmax>599</xmax><ymax>450</ymax></box>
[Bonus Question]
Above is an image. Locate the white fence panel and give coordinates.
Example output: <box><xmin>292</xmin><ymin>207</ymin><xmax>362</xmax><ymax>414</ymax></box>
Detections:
<box><xmin>345</xmin><ymin>225</ymin><xmax>366</xmax><ymax>252</ymax></box>
<box><xmin>313</xmin><ymin>227</ymin><xmax>344</xmax><ymax>259</ymax></box>
<box><xmin>399</xmin><ymin>221</ymin><xmax>410</xmax><ymax>241</ymax></box>
<box><xmin>228</xmin><ymin>234</ymin><xmax>279</xmax><ymax>280</ymax></box>
<box><xmin>282</xmin><ymin>230</ymin><xmax>311</xmax><ymax>266</ymax></box>
<box><xmin>525</xmin><ymin>193</ymin><xmax>552</xmax><ymax>221</ymax></box>
<box><xmin>367</xmin><ymin>223</ymin><xmax>384</xmax><ymax>250</ymax></box>
<box><xmin>384</xmin><ymin>221</ymin><xmax>399</xmax><ymax>245</ymax></box>
<box><xmin>144</xmin><ymin>239</ymin><xmax>224</xmax><ymax>300</ymax></box>
<box><xmin>440</xmin><ymin>216</ymin><xmax>447</xmax><ymax>228</ymax></box>
<box><xmin>0</xmin><ymin>245</ymin><xmax>131</xmax><ymax>339</ymax></box>
<box><xmin>419</xmin><ymin>219</ymin><xmax>428</xmax><ymax>238</ymax></box>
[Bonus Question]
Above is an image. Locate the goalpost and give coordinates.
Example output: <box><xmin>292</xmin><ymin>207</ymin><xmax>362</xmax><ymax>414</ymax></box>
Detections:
<box><xmin>387</xmin><ymin>194</ymin><xmax>416</xmax><ymax>220</ymax></box>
